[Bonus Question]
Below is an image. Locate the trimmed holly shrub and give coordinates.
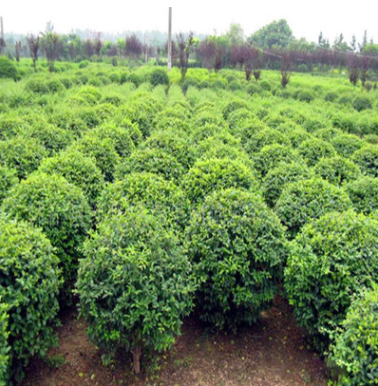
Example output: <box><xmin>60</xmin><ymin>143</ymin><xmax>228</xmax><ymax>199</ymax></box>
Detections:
<box><xmin>0</xmin><ymin>166</ymin><xmax>17</xmax><ymax>205</ymax></box>
<box><xmin>2</xmin><ymin>173</ymin><xmax>91</xmax><ymax>288</ymax></box>
<box><xmin>345</xmin><ymin>176</ymin><xmax>378</xmax><ymax>215</ymax></box>
<box><xmin>285</xmin><ymin>128</ymin><xmax>313</xmax><ymax>148</ymax></box>
<box><xmin>352</xmin><ymin>96</ymin><xmax>372</xmax><ymax>112</ymax></box>
<box><xmin>315</xmin><ymin>156</ymin><xmax>362</xmax><ymax>186</ymax></box>
<box><xmin>120</xmin><ymin>100</ymin><xmax>157</xmax><ymax>137</ymax></box>
<box><xmin>0</xmin><ymin>117</ymin><xmax>28</xmax><ymax>140</ymax></box>
<box><xmin>115</xmin><ymin>148</ymin><xmax>184</xmax><ymax>182</ymax></box>
<box><xmin>185</xmin><ymin>188</ymin><xmax>286</xmax><ymax>331</ymax></box>
<box><xmin>0</xmin><ymin>219</ymin><xmax>61</xmax><ymax>383</ymax></box>
<box><xmin>72</xmin><ymin>133</ymin><xmax>120</xmax><ymax>182</ymax></box>
<box><xmin>91</xmin><ymin>124</ymin><xmax>135</xmax><ymax>158</ymax></box>
<box><xmin>38</xmin><ymin>150</ymin><xmax>104</xmax><ymax>208</ymax></box>
<box><xmin>194</xmin><ymin>138</ymin><xmax>255</xmax><ymax>170</ymax></box>
<box><xmin>245</xmin><ymin>128</ymin><xmax>290</xmax><ymax>155</ymax></box>
<box><xmin>285</xmin><ymin>211</ymin><xmax>378</xmax><ymax>352</ymax></box>
<box><xmin>226</xmin><ymin>109</ymin><xmax>255</xmax><ymax>130</ymax></box>
<box><xmin>0</xmin><ymin>303</ymin><xmax>9</xmax><ymax>386</ymax></box>
<box><xmin>97</xmin><ymin>172</ymin><xmax>189</xmax><ymax>231</ymax></box>
<box><xmin>297</xmin><ymin>91</ymin><xmax>314</xmax><ymax>103</ymax></box>
<box><xmin>182</xmin><ymin>158</ymin><xmax>259</xmax><ymax>203</ymax></box>
<box><xmin>222</xmin><ymin>100</ymin><xmax>249</xmax><ymax>120</ymax></box>
<box><xmin>0</xmin><ymin>57</ymin><xmax>18</xmax><ymax>81</ymax></box>
<box><xmin>364</xmin><ymin>134</ymin><xmax>378</xmax><ymax>144</ymax></box>
<box><xmin>190</xmin><ymin>125</ymin><xmax>236</xmax><ymax>145</ymax></box>
<box><xmin>115</xmin><ymin>118</ymin><xmax>143</xmax><ymax>146</ymax></box>
<box><xmin>0</xmin><ymin>137</ymin><xmax>48</xmax><ymax>180</ymax></box>
<box><xmin>352</xmin><ymin>145</ymin><xmax>378</xmax><ymax>177</ymax></box>
<box><xmin>150</xmin><ymin>68</ymin><xmax>169</xmax><ymax>87</ymax></box>
<box><xmin>330</xmin><ymin>285</ymin><xmax>378</xmax><ymax>386</ymax></box>
<box><xmin>76</xmin><ymin>209</ymin><xmax>194</xmax><ymax>374</ymax></box>
<box><xmin>253</xmin><ymin>144</ymin><xmax>300</xmax><ymax>177</ymax></box>
<box><xmin>140</xmin><ymin>130</ymin><xmax>195</xmax><ymax>169</ymax></box>
<box><xmin>20</xmin><ymin>124</ymin><xmax>73</xmax><ymax>156</ymax></box>
<box><xmin>298</xmin><ymin>138</ymin><xmax>337</xmax><ymax>166</ymax></box>
<box><xmin>192</xmin><ymin>111</ymin><xmax>227</xmax><ymax>130</ymax></box>
<box><xmin>330</xmin><ymin>134</ymin><xmax>365</xmax><ymax>158</ymax></box>
<box><xmin>275</xmin><ymin>178</ymin><xmax>353</xmax><ymax>238</ymax></box>
<box><xmin>313</xmin><ymin>127</ymin><xmax>343</xmax><ymax>142</ymax></box>
<box><xmin>263</xmin><ymin>162</ymin><xmax>314</xmax><ymax>208</ymax></box>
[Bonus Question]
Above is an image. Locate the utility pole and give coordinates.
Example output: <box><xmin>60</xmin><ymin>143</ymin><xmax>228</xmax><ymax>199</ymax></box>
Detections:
<box><xmin>0</xmin><ymin>17</ymin><xmax>4</xmax><ymax>56</ymax></box>
<box><xmin>168</xmin><ymin>7</ymin><xmax>172</xmax><ymax>72</ymax></box>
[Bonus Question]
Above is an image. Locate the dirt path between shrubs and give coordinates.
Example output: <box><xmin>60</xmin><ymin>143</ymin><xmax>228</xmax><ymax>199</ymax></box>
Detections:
<box><xmin>23</xmin><ymin>296</ymin><xmax>329</xmax><ymax>386</ymax></box>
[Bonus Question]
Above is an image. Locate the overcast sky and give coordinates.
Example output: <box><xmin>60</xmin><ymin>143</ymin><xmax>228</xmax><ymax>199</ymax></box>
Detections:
<box><xmin>1</xmin><ymin>1</ymin><xmax>377</xmax><ymax>44</ymax></box>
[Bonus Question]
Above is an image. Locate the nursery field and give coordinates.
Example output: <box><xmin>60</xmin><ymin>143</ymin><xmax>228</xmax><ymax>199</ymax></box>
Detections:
<box><xmin>1</xmin><ymin>61</ymin><xmax>378</xmax><ymax>386</ymax></box>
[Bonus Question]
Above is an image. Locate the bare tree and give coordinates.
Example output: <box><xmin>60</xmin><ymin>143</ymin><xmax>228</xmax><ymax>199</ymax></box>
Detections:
<box><xmin>93</xmin><ymin>32</ymin><xmax>103</xmax><ymax>56</ymax></box>
<box><xmin>348</xmin><ymin>54</ymin><xmax>359</xmax><ymax>86</ymax></box>
<box><xmin>15</xmin><ymin>41</ymin><xmax>22</xmax><ymax>62</ymax></box>
<box><xmin>176</xmin><ymin>31</ymin><xmax>194</xmax><ymax>81</ymax></box>
<box><xmin>27</xmin><ymin>34</ymin><xmax>40</xmax><ymax>72</ymax></box>
<box><xmin>41</xmin><ymin>27</ymin><xmax>61</xmax><ymax>72</ymax></box>
<box><xmin>280</xmin><ymin>51</ymin><xmax>293</xmax><ymax>88</ymax></box>
<box><xmin>198</xmin><ymin>38</ymin><xmax>216</xmax><ymax>70</ymax></box>
<box><xmin>125</xmin><ymin>34</ymin><xmax>142</xmax><ymax>65</ymax></box>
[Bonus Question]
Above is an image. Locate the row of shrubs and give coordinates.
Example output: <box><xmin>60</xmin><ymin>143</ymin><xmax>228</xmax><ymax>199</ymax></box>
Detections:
<box><xmin>1</xmin><ymin>72</ymin><xmax>378</xmax><ymax>384</ymax></box>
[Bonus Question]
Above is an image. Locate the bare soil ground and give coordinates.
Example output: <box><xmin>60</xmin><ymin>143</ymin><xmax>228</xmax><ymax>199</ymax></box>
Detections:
<box><xmin>22</xmin><ymin>296</ymin><xmax>329</xmax><ymax>386</ymax></box>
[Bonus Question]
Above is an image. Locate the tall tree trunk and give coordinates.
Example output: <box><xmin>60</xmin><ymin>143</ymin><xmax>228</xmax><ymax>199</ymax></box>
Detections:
<box><xmin>131</xmin><ymin>346</ymin><xmax>142</xmax><ymax>374</ymax></box>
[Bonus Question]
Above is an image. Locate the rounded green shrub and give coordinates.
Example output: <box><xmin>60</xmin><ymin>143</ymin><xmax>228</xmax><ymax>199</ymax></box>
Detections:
<box><xmin>275</xmin><ymin>178</ymin><xmax>353</xmax><ymax>238</ymax></box>
<box><xmin>20</xmin><ymin>124</ymin><xmax>73</xmax><ymax>156</ymax></box>
<box><xmin>364</xmin><ymin>134</ymin><xmax>378</xmax><ymax>144</ymax></box>
<box><xmin>298</xmin><ymin>138</ymin><xmax>337</xmax><ymax>166</ymax></box>
<box><xmin>24</xmin><ymin>79</ymin><xmax>49</xmax><ymax>94</ymax></box>
<box><xmin>76</xmin><ymin>209</ymin><xmax>194</xmax><ymax>373</ymax></box>
<box><xmin>222</xmin><ymin>99</ymin><xmax>248</xmax><ymax>120</ymax></box>
<box><xmin>352</xmin><ymin>145</ymin><xmax>378</xmax><ymax>177</ymax></box>
<box><xmin>297</xmin><ymin>91</ymin><xmax>315</xmax><ymax>103</ymax></box>
<box><xmin>140</xmin><ymin>130</ymin><xmax>194</xmax><ymax>169</ymax></box>
<box><xmin>192</xmin><ymin>111</ymin><xmax>227</xmax><ymax>130</ymax></box>
<box><xmin>0</xmin><ymin>303</ymin><xmax>9</xmax><ymax>386</ymax></box>
<box><xmin>285</xmin><ymin>128</ymin><xmax>313</xmax><ymax>148</ymax></box>
<box><xmin>38</xmin><ymin>150</ymin><xmax>105</xmax><ymax>207</ymax></box>
<box><xmin>330</xmin><ymin>285</ymin><xmax>378</xmax><ymax>386</ymax></box>
<box><xmin>324</xmin><ymin>92</ymin><xmax>338</xmax><ymax>102</ymax></box>
<box><xmin>226</xmin><ymin>108</ymin><xmax>255</xmax><ymax>130</ymax></box>
<box><xmin>263</xmin><ymin>161</ymin><xmax>314</xmax><ymax>207</ymax></box>
<box><xmin>73</xmin><ymin>134</ymin><xmax>120</xmax><ymax>182</ymax></box>
<box><xmin>0</xmin><ymin>136</ymin><xmax>48</xmax><ymax>180</ymax></box>
<box><xmin>352</xmin><ymin>96</ymin><xmax>372</xmax><ymax>112</ymax></box>
<box><xmin>0</xmin><ymin>219</ymin><xmax>61</xmax><ymax>383</ymax></box>
<box><xmin>245</xmin><ymin>128</ymin><xmax>290</xmax><ymax>155</ymax></box>
<box><xmin>330</xmin><ymin>134</ymin><xmax>365</xmax><ymax>158</ymax></box>
<box><xmin>313</xmin><ymin>127</ymin><xmax>343</xmax><ymax>142</ymax></box>
<box><xmin>0</xmin><ymin>57</ymin><xmax>18</xmax><ymax>81</ymax></box>
<box><xmin>0</xmin><ymin>166</ymin><xmax>17</xmax><ymax>205</ymax></box>
<box><xmin>345</xmin><ymin>176</ymin><xmax>378</xmax><ymax>215</ymax></box>
<box><xmin>150</xmin><ymin>68</ymin><xmax>169</xmax><ymax>87</ymax></box>
<box><xmin>97</xmin><ymin>172</ymin><xmax>189</xmax><ymax>231</ymax></box>
<box><xmin>115</xmin><ymin>118</ymin><xmax>143</xmax><ymax>146</ymax></box>
<box><xmin>185</xmin><ymin>188</ymin><xmax>286</xmax><ymax>331</ymax></box>
<box><xmin>91</xmin><ymin>124</ymin><xmax>135</xmax><ymax>158</ymax></box>
<box><xmin>194</xmin><ymin>138</ymin><xmax>254</xmax><ymax>169</ymax></box>
<box><xmin>115</xmin><ymin>148</ymin><xmax>184</xmax><ymax>182</ymax></box>
<box><xmin>2</xmin><ymin>173</ymin><xmax>91</xmax><ymax>287</ymax></box>
<box><xmin>315</xmin><ymin>156</ymin><xmax>361</xmax><ymax>186</ymax></box>
<box><xmin>0</xmin><ymin>117</ymin><xmax>28</xmax><ymax>140</ymax></box>
<box><xmin>253</xmin><ymin>144</ymin><xmax>300</xmax><ymax>177</ymax></box>
<box><xmin>182</xmin><ymin>158</ymin><xmax>259</xmax><ymax>203</ymax></box>
<box><xmin>285</xmin><ymin>210</ymin><xmax>378</xmax><ymax>352</ymax></box>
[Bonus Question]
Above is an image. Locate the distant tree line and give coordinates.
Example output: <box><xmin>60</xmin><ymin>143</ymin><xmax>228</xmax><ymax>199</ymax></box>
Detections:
<box><xmin>2</xmin><ymin>19</ymin><xmax>378</xmax><ymax>87</ymax></box>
